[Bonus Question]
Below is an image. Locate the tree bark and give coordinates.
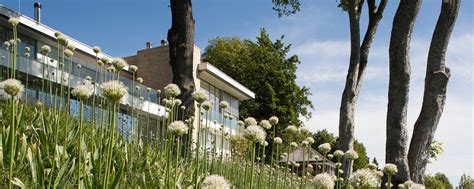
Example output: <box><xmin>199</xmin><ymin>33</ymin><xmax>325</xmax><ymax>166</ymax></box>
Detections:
<box><xmin>339</xmin><ymin>0</ymin><xmax>387</xmax><ymax>178</ymax></box>
<box><xmin>408</xmin><ymin>0</ymin><xmax>460</xmax><ymax>183</ymax></box>
<box><xmin>167</xmin><ymin>0</ymin><xmax>195</xmax><ymax>114</ymax></box>
<box><xmin>386</xmin><ymin>0</ymin><xmax>422</xmax><ymax>185</ymax></box>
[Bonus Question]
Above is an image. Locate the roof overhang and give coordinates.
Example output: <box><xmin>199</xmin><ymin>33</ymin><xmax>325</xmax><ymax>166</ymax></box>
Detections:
<box><xmin>198</xmin><ymin>63</ymin><xmax>255</xmax><ymax>100</ymax></box>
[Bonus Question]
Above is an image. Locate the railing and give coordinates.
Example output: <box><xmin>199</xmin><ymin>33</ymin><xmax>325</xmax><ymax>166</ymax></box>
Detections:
<box><xmin>0</xmin><ymin>48</ymin><xmax>166</xmax><ymax>118</ymax></box>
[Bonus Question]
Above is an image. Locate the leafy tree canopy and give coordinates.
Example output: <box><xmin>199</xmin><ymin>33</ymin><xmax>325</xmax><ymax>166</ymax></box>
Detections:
<box><xmin>459</xmin><ymin>174</ymin><xmax>474</xmax><ymax>189</ymax></box>
<box><xmin>203</xmin><ymin>28</ymin><xmax>313</xmax><ymax>137</ymax></box>
<box><xmin>424</xmin><ymin>173</ymin><xmax>453</xmax><ymax>189</ymax></box>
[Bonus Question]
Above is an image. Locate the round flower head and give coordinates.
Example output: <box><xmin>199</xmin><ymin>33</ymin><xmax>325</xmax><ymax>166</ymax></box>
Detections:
<box><xmin>136</xmin><ymin>77</ymin><xmax>144</xmax><ymax>83</ymax></box>
<box><xmin>66</xmin><ymin>44</ymin><xmax>76</xmax><ymax>51</ymax></box>
<box><xmin>164</xmin><ymin>83</ymin><xmax>181</xmax><ymax>97</ymax></box>
<box><xmin>40</xmin><ymin>45</ymin><xmax>51</xmax><ymax>55</ymax></box>
<box><xmin>201</xmin><ymin>100</ymin><xmax>213</xmax><ymax>111</ymax></box>
<box><xmin>244</xmin><ymin>117</ymin><xmax>257</xmax><ymax>126</ymax></box>
<box><xmin>71</xmin><ymin>85</ymin><xmax>92</xmax><ymax>101</ymax></box>
<box><xmin>219</xmin><ymin>101</ymin><xmax>229</xmax><ymax>109</ymax></box>
<box><xmin>24</xmin><ymin>52</ymin><xmax>30</xmax><ymax>58</ymax></box>
<box><xmin>290</xmin><ymin>142</ymin><xmax>298</xmax><ymax>148</ymax></box>
<box><xmin>243</xmin><ymin>125</ymin><xmax>266</xmax><ymax>143</ymax></box>
<box><xmin>383</xmin><ymin>163</ymin><xmax>398</xmax><ymax>176</ymax></box>
<box><xmin>349</xmin><ymin>168</ymin><xmax>381</xmax><ymax>188</ymax></box>
<box><xmin>335</xmin><ymin>163</ymin><xmax>342</xmax><ymax>168</ymax></box>
<box><xmin>301</xmin><ymin>141</ymin><xmax>309</xmax><ymax>147</ymax></box>
<box><xmin>8</xmin><ymin>18</ymin><xmax>19</xmax><ymax>26</ymax></box>
<box><xmin>314</xmin><ymin>173</ymin><xmax>335</xmax><ymax>189</ymax></box>
<box><xmin>85</xmin><ymin>76</ymin><xmax>92</xmax><ymax>81</ymax></box>
<box><xmin>129</xmin><ymin>65</ymin><xmax>138</xmax><ymax>73</ymax></box>
<box><xmin>100</xmin><ymin>80</ymin><xmax>127</xmax><ymax>102</ymax></box>
<box><xmin>333</xmin><ymin>150</ymin><xmax>344</xmax><ymax>159</ymax></box>
<box><xmin>237</xmin><ymin>121</ymin><xmax>244</xmax><ymax>127</ymax></box>
<box><xmin>398</xmin><ymin>184</ymin><xmax>405</xmax><ymax>189</ymax></box>
<box><xmin>112</xmin><ymin>58</ymin><xmax>128</xmax><ymax>71</ymax></box>
<box><xmin>345</xmin><ymin>150</ymin><xmax>359</xmax><ymax>160</ymax></box>
<box><xmin>192</xmin><ymin>91</ymin><xmax>208</xmax><ymax>103</ymax></box>
<box><xmin>299</xmin><ymin>127</ymin><xmax>309</xmax><ymax>134</ymax></box>
<box><xmin>1</xmin><ymin>78</ymin><xmax>24</xmax><ymax>97</ymax></box>
<box><xmin>146</xmin><ymin>87</ymin><xmax>152</xmax><ymax>92</ymax></box>
<box><xmin>77</xmin><ymin>64</ymin><xmax>82</xmax><ymax>69</ymax></box>
<box><xmin>174</xmin><ymin>99</ymin><xmax>182</xmax><ymax>106</ymax></box>
<box><xmin>92</xmin><ymin>46</ymin><xmax>101</xmax><ymax>54</ymax></box>
<box><xmin>318</xmin><ymin>143</ymin><xmax>331</xmax><ymax>154</ymax></box>
<box><xmin>259</xmin><ymin>120</ymin><xmax>271</xmax><ymax>129</ymax></box>
<box><xmin>261</xmin><ymin>140</ymin><xmax>269</xmax><ymax>147</ymax></box>
<box><xmin>57</xmin><ymin>36</ymin><xmax>69</xmax><ymax>46</ymax></box>
<box><xmin>366</xmin><ymin>163</ymin><xmax>378</xmax><ymax>170</ymax></box>
<box><xmin>273</xmin><ymin>137</ymin><xmax>283</xmax><ymax>144</ymax></box>
<box><xmin>25</xmin><ymin>47</ymin><xmax>30</xmax><ymax>52</ymax></box>
<box><xmin>269</xmin><ymin>116</ymin><xmax>279</xmax><ymax>125</ymax></box>
<box><xmin>3</xmin><ymin>41</ymin><xmax>10</xmax><ymax>47</ymax></box>
<box><xmin>307</xmin><ymin>164</ymin><xmax>313</xmax><ymax>169</ymax></box>
<box><xmin>327</xmin><ymin>154</ymin><xmax>334</xmax><ymax>160</ymax></box>
<box><xmin>375</xmin><ymin>171</ymin><xmax>384</xmax><ymax>178</ymax></box>
<box><xmin>286</xmin><ymin>125</ymin><xmax>298</xmax><ymax>133</ymax></box>
<box><xmin>64</xmin><ymin>49</ymin><xmax>74</xmax><ymax>57</ymax></box>
<box><xmin>168</xmin><ymin>121</ymin><xmax>189</xmax><ymax>136</ymax></box>
<box><xmin>201</xmin><ymin>174</ymin><xmax>231</xmax><ymax>189</ymax></box>
<box><xmin>305</xmin><ymin>136</ymin><xmax>315</xmax><ymax>144</ymax></box>
<box><xmin>101</xmin><ymin>57</ymin><xmax>110</xmax><ymax>65</ymax></box>
<box><xmin>54</xmin><ymin>31</ymin><xmax>62</xmax><ymax>38</ymax></box>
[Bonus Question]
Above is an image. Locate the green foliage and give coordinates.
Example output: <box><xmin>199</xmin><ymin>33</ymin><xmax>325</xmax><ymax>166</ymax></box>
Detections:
<box><xmin>459</xmin><ymin>174</ymin><xmax>474</xmax><ymax>189</ymax></box>
<box><xmin>353</xmin><ymin>140</ymin><xmax>369</xmax><ymax>170</ymax></box>
<box><xmin>424</xmin><ymin>173</ymin><xmax>453</xmax><ymax>189</ymax></box>
<box><xmin>203</xmin><ymin>29</ymin><xmax>313</xmax><ymax>134</ymax></box>
<box><xmin>429</xmin><ymin>140</ymin><xmax>444</xmax><ymax>162</ymax></box>
<box><xmin>271</xmin><ymin>0</ymin><xmax>301</xmax><ymax>17</ymax></box>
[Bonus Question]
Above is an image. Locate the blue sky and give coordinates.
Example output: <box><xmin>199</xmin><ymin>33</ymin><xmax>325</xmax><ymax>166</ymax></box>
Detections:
<box><xmin>2</xmin><ymin>0</ymin><xmax>472</xmax><ymax>184</ymax></box>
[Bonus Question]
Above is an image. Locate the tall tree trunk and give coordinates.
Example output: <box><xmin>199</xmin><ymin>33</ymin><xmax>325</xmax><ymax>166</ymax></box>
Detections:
<box><xmin>408</xmin><ymin>0</ymin><xmax>460</xmax><ymax>183</ymax></box>
<box><xmin>386</xmin><ymin>0</ymin><xmax>422</xmax><ymax>185</ymax></box>
<box><xmin>339</xmin><ymin>0</ymin><xmax>387</xmax><ymax>178</ymax></box>
<box><xmin>168</xmin><ymin>0</ymin><xmax>195</xmax><ymax>114</ymax></box>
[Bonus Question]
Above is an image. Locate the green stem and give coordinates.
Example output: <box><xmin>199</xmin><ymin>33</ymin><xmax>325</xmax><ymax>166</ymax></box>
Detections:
<box><xmin>250</xmin><ymin>143</ymin><xmax>256</xmax><ymax>189</ymax></box>
<box><xmin>8</xmin><ymin>97</ymin><xmax>15</xmax><ymax>189</ymax></box>
<box><xmin>103</xmin><ymin>102</ymin><xmax>117</xmax><ymax>189</ymax></box>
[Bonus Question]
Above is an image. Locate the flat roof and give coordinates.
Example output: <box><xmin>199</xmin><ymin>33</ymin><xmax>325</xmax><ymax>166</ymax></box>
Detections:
<box><xmin>198</xmin><ymin>63</ymin><xmax>255</xmax><ymax>100</ymax></box>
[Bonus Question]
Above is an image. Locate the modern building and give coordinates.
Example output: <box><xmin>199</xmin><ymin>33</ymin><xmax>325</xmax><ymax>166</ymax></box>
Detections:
<box><xmin>0</xmin><ymin>3</ymin><xmax>254</xmax><ymax>156</ymax></box>
<box><xmin>124</xmin><ymin>42</ymin><xmax>255</xmax><ymax>156</ymax></box>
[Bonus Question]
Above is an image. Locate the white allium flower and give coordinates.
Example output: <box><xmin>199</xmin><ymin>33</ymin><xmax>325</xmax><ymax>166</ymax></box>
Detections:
<box><xmin>92</xmin><ymin>46</ymin><xmax>101</xmax><ymax>54</ymax></box>
<box><xmin>137</xmin><ymin>77</ymin><xmax>144</xmax><ymax>84</ymax></box>
<box><xmin>40</xmin><ymin>45</ymin><xmax>51</xmax><ymax>55</ymax></box>
<box><xmin>237</xmin><ymin>121</ymin><xmax>244</xmax><ymax>127</ymax></box>
<box><xmin>129</xmin><ymin>65</ymin><xmax>138</xmax><ymax>72</ymax></box>
<box><xmin>305</xmin><ymin>136</ymin><xmax>315</xmax><ymax>144</ymax></box>
<box><xmin>25</xmin><ymin>47</ymin><xmax>30</xmax><ymax>52</ymax></box>
<box><xmin>375</xmin><ymin>171</ymin><xmax>384</xmax><ymax>178</ymax></box>
<box><xmin>201</xmin><ymin>174</ymin><xmax>231</xmax><ymax>189</ymax></box>
<box><xmin>243</xmin><ymin>125</ymin><xmax>266</xmax><ymax>143</ymax></box>
<box><xmin>201</xmin><ymin>100</ymin><xmax>213</xmax><ymax>111</ymax></box>
<box><xmin>383</xmin><ymin>163</ymin><xmax>398</xmax><ymax>176</ymax></box>
<box><xmin>334</xmin><ymin>150</ymin><xmax>344</xmax><ymax>159</ymax></box>
<box><xmin>327</xmin><ymin>154</ymin><xmax>334</xmax><ymax>160</ymax></box>
<box><xmin>100</xmin><ymin>80</ymin><xmax>127</xmax><ymax>102</ymax></box>
<box><xmin>286</xmin><ymin>125</ymin><xmax>298</xmax><ymax>133</ymax></box>
<box><xmin>64</xmin><ymin>49</ymin><xmax>74</xmax><ymax>57</ymax></box>
<box><xmin>349</xmin><ymin>168</ymin><xmax>381</xmax><ymax>188</ymax></box>
<box><xmin>269</xmin><ymin>116</ymin><xmax>279</xmax><ymax>125</ymax></box>
<box><xmin>335</xmin><ymin>163</ymin><xmax>342</xmax><ymax>168</ymax></box>
<box><xmin>273</xmin><ymin>137</ymin><xmax>283</xmax><ymax>144</ymax></box>
<box><xmin>367</xmin><ymin>163</ymin><xmax>378</xmax><ymax>170</ymax></box>
<box><xmin>244</xmin><ymin>117</ymin><xmax>257</xmax><ymax>126</ymax></box>
<box><xmin>1</xmin><ymin>78</ymin><xmax>24</xmax><ymax>97</ymax></box>
<box><xmin>318</xmin><ymin>143</ymin><xmax>331</xmax><ymax>154</ymax></box>
<box><xmin>290</xmin><ymin>142</ymin><xmax>298</xmax><ymax>148</ymax></box>
<box><xmin>112</xmin><ymin>58</ymin><xmax>128</xmax><ymax>71</ymax></box>
<box><xmin>313</xmin><ymin>173</ymin><xmax>335</xmax><ymax>189</ymax></box>
<box><xmin>192</xmin><ymin>91</ymin><xmax>208</xmax><ymax>103</ymax></box>
<box><xmin>259</xmin><ymin>120</ymin><xmax>271</xmax><ymax>129</ymax></box>
<box><xmin>398</xmin><ymin>184</ymin><xmax>406</xmax><ymax>189</ymax></box>
<box><xmin>147</xmin><ymin>87</ymin><xmax>152</xmax><ymax>92</ymax></box>
<box><xmin>219</xmin><ymin>101</ymin><xmax>229</xmax><ymax>109</ymax></box>
<box><xmin>71</xmin><ymin>85</ymin><xmax>92</xmax><ymax>101</ymax></box>
<box><xmin>85</xmin><ymin>76</ymin><xmax>92</xmax><ymax>81</ymax></box>
<box><xmin>345</xmin><ymin>150</ymin><xmax>359</xmax><ymax>160</ymax></box>
<box><xmin>301</xmin><ymin>141</ymin><xmax>309</xmax><ymax>147</ymax></box>
<box><xmin>164</xmin><ymin>83</ymin><xmax>181</xmax><ymax>97</ymax></box>
<box><xmin>54</xmin><ymin>31</ymin><xmax>62</xmax><ymax>38</ymax></box>
<box><xmin>299</xmin><ymin>127</ymin><xmax>309</xmax><ymax>134</ymax></box>
<box><xmin>101</xmin><ymin>57</ymin><xmax>110</xmax><ymax>65</ymax></box>
<box><xmin>168</xmin><ymin>121</ymin><xmax>188</xmax><ymax>136</ymax></box>
<box><xmin>3</xmin><ymin>41</ymin><xmax>10</xmax><ymax>47</ymax></box>
<box><xmin>8</xmin><ymin>18</ymin><xmax>19</xmax><ymax>26</ymax></box>
<box><xmin>66</xmin><ymin>44</ymin><xmax>76</xmax><ymax>51</ymax></box>
<box><xmin>174</xmin><ymin>99</ymin><xmax>182</xmax><ymax>106</ymax></box>
<box><xmin>57</xmin><ymin>36</ymin><xmax>69</xmax><ymax>46</ymax></box>
<box><xmin>261</xmin><ymin>140</ymin><xmax>268</xmax><ymax>147</ymax></box>
<box><xmin>77</xmin><ymin>64</ymin><xmax>82</xmax><ymax>69</ymax></box>
<box><xmin>25</xmin><ymin>52</ymin><xmax>30</xmax><ymax>58</ymax></box>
